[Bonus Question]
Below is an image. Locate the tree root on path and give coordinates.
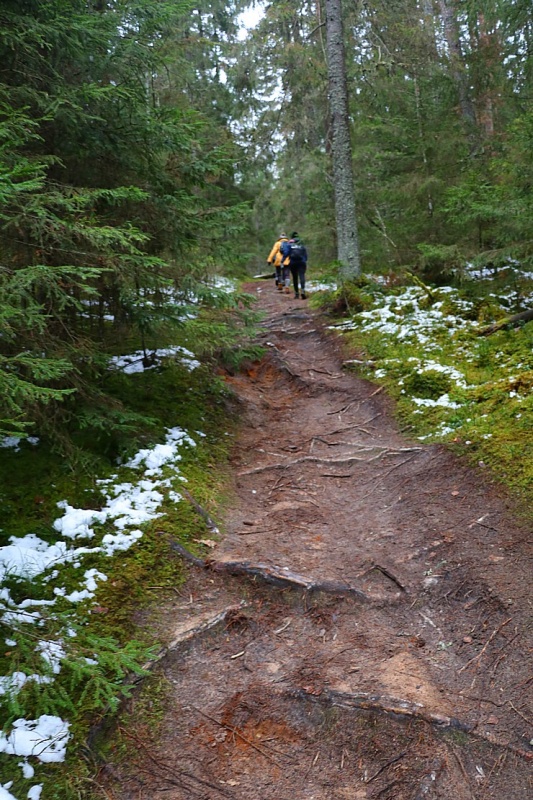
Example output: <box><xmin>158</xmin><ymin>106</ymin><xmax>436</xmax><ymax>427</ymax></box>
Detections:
<box><xmin>169</xmin><ymin>541</ymin><xmax>399</xmax><ymax>603</ymax></box>
<box><xmin>238</xmin><ymin>448</ymin><xmax>422</xmax><ymax>475</ymax></box>
<box><xmin>138</xmin><ymin>604</ymin><xmax>248</xmax><ymax>677</ymax></box>
<box><xmin>286</xmin><ymin>687</ymin><xmax>533</xmax><ymax>762</ymax></box>
<box><xmin>180</xmin><ymin>487</ymin><xmax>220</xmax><ymax>535</ymax></box>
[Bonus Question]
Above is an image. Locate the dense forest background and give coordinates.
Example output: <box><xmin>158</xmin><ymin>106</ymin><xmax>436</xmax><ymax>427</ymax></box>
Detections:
<box><xmin>1</xmin><ymin>0</ymin><xmax>533</xmax><ymax>446</ymax></box>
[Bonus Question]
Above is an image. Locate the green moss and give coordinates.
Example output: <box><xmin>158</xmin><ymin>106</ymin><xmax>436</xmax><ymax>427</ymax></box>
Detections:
<box><xmin>332</xmin><ymin>282</ymin><xmax>533</xmax><ymax>520</ymax></box>
<box><xmin>403</xmin><ymin>369</ymin><xmax>452</xmax><ymax>399</ymax></box>
<box><xmin>0</xmin><ymin>305</ymin><xmax>248</xmax><ymax>796</ymax></box>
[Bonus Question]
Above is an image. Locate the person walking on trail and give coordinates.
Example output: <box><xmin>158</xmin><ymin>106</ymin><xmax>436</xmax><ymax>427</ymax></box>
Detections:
<box><xmin>282</xmin><ymin>231</ymin><xmax>308</xmax><ymax>299</ymax></box>
<box><xmin>266</xmin><ymin>233</ymin><xmax>290</xmax><ymax>292</ymax></box>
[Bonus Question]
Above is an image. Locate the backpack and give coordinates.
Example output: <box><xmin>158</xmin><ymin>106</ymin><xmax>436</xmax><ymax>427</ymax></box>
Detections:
<box><xmin>280</xmin><ymin>239</ymin><xmax>291</xmax><ymax>258</ymax></box>
<box><xmin>288</xmin><ymin>241</ymin><xmax>306</xmax><ymax>264</ymax></box>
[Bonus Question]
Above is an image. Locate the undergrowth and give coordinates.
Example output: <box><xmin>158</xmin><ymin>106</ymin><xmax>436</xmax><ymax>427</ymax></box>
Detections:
<box><xmin>313</xmin><ymin>270</ymin><xmax>533</xmax><ymax>513</ymax></box>
<box><xmin>0</xmin><ymin>293</ymin><xmax>255</xmax><ymax>799</ymax></box>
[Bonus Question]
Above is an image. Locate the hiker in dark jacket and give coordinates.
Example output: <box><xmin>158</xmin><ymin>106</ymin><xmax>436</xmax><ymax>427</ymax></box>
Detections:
<box><xmin>283</xmin><ymin>231</ymin><xmax>308</xmax><ymax>299</ymax></box>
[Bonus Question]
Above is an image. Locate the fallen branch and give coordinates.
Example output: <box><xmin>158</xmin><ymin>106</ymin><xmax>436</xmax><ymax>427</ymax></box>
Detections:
<box><xmin>358</xmin><ymin>563</ymin><xmax>407</xmax><ymax>592</ymax></box>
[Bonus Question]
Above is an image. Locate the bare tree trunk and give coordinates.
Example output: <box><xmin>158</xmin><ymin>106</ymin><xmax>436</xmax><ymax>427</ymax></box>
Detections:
<box><xmin>324</xmin><ymin>0</ymin><xmax>361</xmax><ymax>280</ymax></box>
<box><xmin>439</xmin><ymin>0</ymin><xmax>476</xmax><ymax>130</ymax></box>
<box><xmin>476</xmin><ymin>13</ymin><xmax>498</xmax><ymax>139</ymax></box>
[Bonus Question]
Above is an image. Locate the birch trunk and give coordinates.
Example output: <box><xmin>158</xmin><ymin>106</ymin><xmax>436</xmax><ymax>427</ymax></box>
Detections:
<box><xmin>324</xmin><ymin>0</ymin><xmax>361</xmax><ymax>280</ymax></box>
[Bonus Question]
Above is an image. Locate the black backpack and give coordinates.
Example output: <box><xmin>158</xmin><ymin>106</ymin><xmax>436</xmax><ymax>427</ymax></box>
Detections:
<box><xmin>288</xmin><ymin>241</ymin><xmax>306</xmax><ymax>264</ymax></box>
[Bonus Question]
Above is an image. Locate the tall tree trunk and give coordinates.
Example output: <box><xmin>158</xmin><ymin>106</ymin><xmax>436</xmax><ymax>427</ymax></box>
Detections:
<box><xmin>324</xmin><ymin>0</ymin><xmax>361</xmax><ymax>280</ymax></box>
<box><xmin>439</xmin><ymin>0</ymin><xmax>476</xmax><ymax>130</ymax></box>
<box><xmin>476</xmin><ymin>13</ymin><xmax>498</xmax><ymax>139</ymax></box>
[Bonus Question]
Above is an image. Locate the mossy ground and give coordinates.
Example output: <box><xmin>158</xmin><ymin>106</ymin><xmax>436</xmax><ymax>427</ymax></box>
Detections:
<box><xmin>0</xmin><ymin>304</ymin><xmax>248</xmax><ymax>799</ymax></box>
<box><xmin>313</xmin><ymin>273</ymin><xmax>533</xmax><ymax>515</ymax></box>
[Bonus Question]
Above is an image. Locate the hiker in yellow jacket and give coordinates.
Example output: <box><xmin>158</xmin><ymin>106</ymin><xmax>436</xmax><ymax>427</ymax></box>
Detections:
<box><xmin>267</xmin><ymin>233</ymin><xmax>290</xmax><ymax>293</ymax></box>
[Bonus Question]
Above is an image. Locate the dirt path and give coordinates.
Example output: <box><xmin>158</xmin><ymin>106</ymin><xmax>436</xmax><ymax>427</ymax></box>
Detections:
<box><xmin>103</xmin><ymin>283</ymin><xmax>532</xmax><ymax>799</ymax></box>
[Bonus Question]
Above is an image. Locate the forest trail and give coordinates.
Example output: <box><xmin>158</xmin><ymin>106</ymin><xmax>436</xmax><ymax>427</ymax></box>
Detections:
<box><xmin>103</xmin><ymin>282</ymin><xmax>532</xmax><ymax>799</ymax></box>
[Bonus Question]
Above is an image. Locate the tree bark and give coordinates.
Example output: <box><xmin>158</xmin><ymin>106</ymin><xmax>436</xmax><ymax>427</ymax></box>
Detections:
<box><xmin>439</xmin><ymin>0</ymin><xmax>476</xmax><ymax>130</ymax></box>
<box><xmin>324</xmin><ymin>0</ymin><xmax>361</xmax><ymax>280</ymax></box>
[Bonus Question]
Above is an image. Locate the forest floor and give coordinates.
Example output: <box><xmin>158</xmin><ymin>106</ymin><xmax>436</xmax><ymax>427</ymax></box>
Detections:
<box><xmin>102</xmin><ymin>281</ymin><xmax>532</xmax><ymax>800</ymax></box>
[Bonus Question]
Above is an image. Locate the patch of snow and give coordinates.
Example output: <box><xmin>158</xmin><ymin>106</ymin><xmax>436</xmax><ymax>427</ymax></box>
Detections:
<box><xmin>0</xmin><ymin>716</ymin><xmax>70</xmax><ymax>763</ymax></box>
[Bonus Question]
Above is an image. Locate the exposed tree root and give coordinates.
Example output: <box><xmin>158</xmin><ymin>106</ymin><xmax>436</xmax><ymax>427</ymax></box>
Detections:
<box><xmin>169</xmin><ymin>540</ymin><xmax>206</xmax><ymax>567</ymax></box>
<box><xmin>238</xmin><ymin>447</ymin><xmax>422</xmax><ymax>475</ymax></box>
<box><xmin>139</xmin><ymin>604</ymin><xmax>248</xmax><ymax>676</ymax></box>
<box><xmin>180</xmin><ymin>487</ymin><xmax>220</xmax><ymax>534</ymax></box>
<box><xmin>287</xmin><ymin>687</ymin><xmax>533</xmax><ymax>762</ymax></box>
<box><xmin>169</xmin><ymin>541</ymin><xmax>398</xmax><ymax>603</ymax></box>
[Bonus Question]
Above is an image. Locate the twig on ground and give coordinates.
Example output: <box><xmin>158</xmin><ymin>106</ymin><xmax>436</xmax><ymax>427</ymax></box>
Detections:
<box><xmin>358</xmin><ymin>563</ymin><xmax>406</xmax><ymax>592</ymax></box>
<box><xmin>508</xmin><ymin>701</ymin><xmax>533</xmax><ymax>726</ymax></box>
<box><xmin>458</xmin><ymin>618</ymin><xmax>512</xmax><ymax>674</ymax></box>
<box><xmin>118</xmin><ymin>726</ymin><xmax>233</xmax><ymax>797</ymax></box>
<box><xmin>449</xmin><ymin>745</ymin><xmax>472</xmax><ymax>790</ymax></box>
<box><xmin>365</xmin><ymin>750</ymin><xmax>409</xmax><ymax>783</ymax></box>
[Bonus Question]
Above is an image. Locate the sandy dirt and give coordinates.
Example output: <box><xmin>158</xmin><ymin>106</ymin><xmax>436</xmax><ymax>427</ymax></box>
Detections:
<box><xmin>101</xmin><ymin>282</ymin><xmax>532</xmax><ymax>800</ymax></box>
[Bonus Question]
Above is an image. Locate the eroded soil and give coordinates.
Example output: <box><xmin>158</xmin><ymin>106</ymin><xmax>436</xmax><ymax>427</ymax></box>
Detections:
<box><xmin>101</xmin><ymin>282</ymin><xmax>532</xmax><ymax>799</ymax></box>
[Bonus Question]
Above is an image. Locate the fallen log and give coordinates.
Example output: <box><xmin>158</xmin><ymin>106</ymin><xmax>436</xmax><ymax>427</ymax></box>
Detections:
<box><xmin>253</xmin><ymin>271</ymin><xmax>276</xmax><ymax>280</ymax></box>
<box><xmin>479</xmin><ymin>307</ymin><xmax>533</xmax><ymax>336</ymax></box>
